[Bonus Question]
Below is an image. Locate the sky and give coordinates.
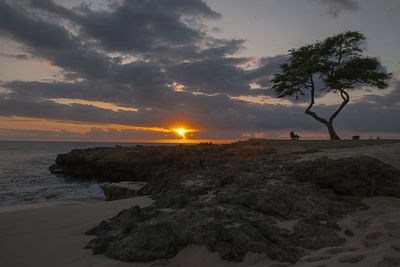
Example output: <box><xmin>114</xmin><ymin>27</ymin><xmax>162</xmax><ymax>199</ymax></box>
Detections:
<box><xmin>0</xmin><ymin>0</ymin><xmax>399</xmax><ymax>142</ymax></box>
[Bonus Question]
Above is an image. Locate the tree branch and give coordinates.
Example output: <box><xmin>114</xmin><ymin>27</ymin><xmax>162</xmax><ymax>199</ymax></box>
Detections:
<box><xmin>329</xmin><ymin>53</ymin><xmax>343</xmax><ymax>78</ymax></box>
<box><xmin>329</xmin><ymin>89</ymin><xmax>349</xmax><ymax>123</ymax></box>
<box><xmin>305</xmin><ymin>74</ymin><xmax>328</xmax><ymax>125</ymax></box>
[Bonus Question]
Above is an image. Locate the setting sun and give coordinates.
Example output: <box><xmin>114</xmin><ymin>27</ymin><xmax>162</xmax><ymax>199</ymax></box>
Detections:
<box><xmin>174</xmin><ymin>128</ymin><xmax>186</xmax><ymax>138</ymax></box>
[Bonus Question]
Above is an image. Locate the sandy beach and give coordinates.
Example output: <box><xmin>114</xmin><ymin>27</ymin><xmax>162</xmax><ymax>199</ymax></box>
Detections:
<box><xmin>0</xmin><ymin>197</ymin><xmax>275</xmax><ymax>267</ymax></box>
<box><xmin>3</xmin><ymin>195</ymin><xmax>400</xmax><ymax>267</ymax></box>
<box><xmin>0</xmin><ymin>197</ymin><xmax>154</xmax><ymax>267</ymax></box>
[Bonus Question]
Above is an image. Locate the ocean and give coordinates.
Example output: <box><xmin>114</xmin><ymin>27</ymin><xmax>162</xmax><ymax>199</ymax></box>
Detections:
<box><xmin>0</xmin><ymin>141</ymin><xmax>163</xmax><ymax>207</ymax></box>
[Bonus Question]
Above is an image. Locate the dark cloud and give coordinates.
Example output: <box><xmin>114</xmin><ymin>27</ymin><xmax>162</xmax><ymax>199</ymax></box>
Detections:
<box><xmin>197</xmin><ymin>39</ymin><xmax>245</xmax><ymax>59</ymax></box>
<box><xmin>357</xmin><ymin>79</ymin><xmax>400</xmax><ymax>107</ymax></box>
<box><xmin>244</xmin><ymin>55</ymin><xmax>289</xmax><ymax>93</ymax></box>
<box><xmin>29</xmin><ymin>0</ymin><xmax>234</xmax><ymax>62</ymax></box>
<box><xmin>0</xmin><ymin>1</ymin><xmax>110</xmax><ymax>79</ymax></box>
<box><xmin>166</xmin><ymin>57</ymin><xmax>252</xmax><ymax>96</ymax></box>
<box><xmin>30</xmin><ymin>0</ymin><xmax>78</xmax><ymax>20</ymax></box>
<box><xmin>0</xmin><ymin>0</ymin><xmax>246</xmax><ymax>91</ymax></box>
<box><xmin>245</xmin><ymin>55</ymin><xmax>288</xmax><ymax>82</ymax></box>
<box><xmin>308</xmin><ymin>0</ymin><xmax>359</xmax><ymax>17</ymax></box>
<box><xmin>335</xmin><ymin>103</ymin><xmax>400</xmax><ymax>133</ymax></box>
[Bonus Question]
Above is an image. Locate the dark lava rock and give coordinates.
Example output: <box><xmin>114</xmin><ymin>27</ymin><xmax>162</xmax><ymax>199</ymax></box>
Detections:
<box><xmin>86</xmin><ymin>206</ymin><xmax>187</xmax><ymax>261</ymax></box>
<box><xmin>85</xmin><ymin>159</ymin><xmax>364</xmax><ymax>263</ymax></box>
<box><xmin>50</xmin><ymin>144</ymin><xmax>242</xmax><ymax>182</ymax></box>
<box><xmin>49</xmin><ymin>146</ymin><xmax>168</xmax><ymax>182</ymax></box>
<box><xmin>344</xmin><ymin>229</ymin><xmax>355</xmax><ymax>237</ymax></box>
<box><xmin>101</xmin><ymin>182</ymin><xmax>146</xmax><ymax>201</ymax></box>
<box><xmin>51</xmin><ymin>142</ymin><xmax>399</xmax><ymax>264</ymax></box>
<box><xmin>290</xmin><ymin>220</ymin><xmax>346</xmax><ymax>249</ymax></box>
<box><xmin>44</xmin><ymin>193</ymin><xmax>58</xmax><ymax>199</ymax></box>
<box><xmin>293</xmin><ymin>156</ymin><xmax>400</xmax><ymax>197</ymax></box>
<box><xmin>49</xmin><ymin>164</ymin><xmax>62</xmax><ymax>174</ymax></box>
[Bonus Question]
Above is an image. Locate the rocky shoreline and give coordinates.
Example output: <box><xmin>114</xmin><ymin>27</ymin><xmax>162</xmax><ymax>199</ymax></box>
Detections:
<box><xmin>49</xmin><ymin>140</ymin><xmax>400</xmax><ymax>265</ymax></box>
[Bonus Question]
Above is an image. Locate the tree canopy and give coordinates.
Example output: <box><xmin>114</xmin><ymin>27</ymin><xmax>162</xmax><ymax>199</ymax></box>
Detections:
<box><xmin>271</xmin><ymin>31</ymin><xmax>392</xmax><ymax>140</ymax></box>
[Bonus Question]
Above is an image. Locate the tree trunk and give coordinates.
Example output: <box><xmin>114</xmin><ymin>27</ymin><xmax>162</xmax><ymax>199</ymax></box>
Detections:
<box><xmin>306</xmin><ymin>74</ymin><xmax>345</xmax><ymax>140</ymax></box>
<box><xmin>326</xmin><ymin>121</ymin><xmax>340</xmax><ymax>140</ymax></box>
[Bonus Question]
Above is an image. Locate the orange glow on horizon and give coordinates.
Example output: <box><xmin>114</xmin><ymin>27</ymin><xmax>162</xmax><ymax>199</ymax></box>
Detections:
<box><xmin>0</xmin><ymin>116</ymin><xmax>200</xmax><ymax>140</ymax></box>
<box><xmin>124</xmin><ymin>139</ymin><xmax>239</xmax><ymax>144</ymax></box>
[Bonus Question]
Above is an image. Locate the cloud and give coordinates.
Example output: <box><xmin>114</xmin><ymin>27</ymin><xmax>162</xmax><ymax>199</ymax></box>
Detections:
<box><xmin>3</xmin><ymin>80</ymin><xmax>400</xmax><ymax>137</ymax></box>
<box><xmin>0</xmin><ymin>1</ymin><xmax>110</xmax><ymax>79</ymax></box>
<box><xmin>244</xmin><ymin>55</ymin><xmax>289</xmax><ymax>90</ymax></box>
<box><xmin>357</xmin><ymin>79</ymin><xmax>400</xmax><ymax>108</ymax></box>
<box><xmin>308</xmin><ymin>0</ymin><xmax>359</xmax><ymax>17</ymax></box>
<box><xmin>166</xmin><ymin>57</ymin><xmax>252</xmax><ymax>96</ymax></box>
<box><xmin>0</xmin><ymin>53</ymin><xmax>30</xmax><ymax>60</ymax></box>
<box><xmin>30</xmin><ymin>0</ymin><xmax>78</xmax><ymax>20</ymax></box>
<box><xmin>29</xmin><ymin>0</ymin><xmax>233</xmax><ymax>63</ymax></box>
<box><xmin>0</xmin><ymin>86</ymin><xmax>321</xmax><ymax>134</ymax></box>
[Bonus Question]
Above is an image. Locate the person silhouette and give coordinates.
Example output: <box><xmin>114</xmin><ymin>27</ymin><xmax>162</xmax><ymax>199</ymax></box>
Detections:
<box><xmin>290</xmin><ymin>130</ymin><xmax>299</xmax><ymax>140</ymax></box>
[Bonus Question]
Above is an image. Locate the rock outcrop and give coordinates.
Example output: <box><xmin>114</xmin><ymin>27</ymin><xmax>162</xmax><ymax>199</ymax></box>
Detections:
<box><xmin>293</xmin><ymin>156</ymin><xmax>400</xmax><ymax>197</ymax></box>
<box><xmin>86</xmin><ymin>179</ymin><xmax>360</xmax><ymax>263</ymax></box>
<box><xmin>50</xmin><ymin>143</ymin><xmax>256</xmax><ymax>182</ymax></box>
<box><xmin>50</xmin><ymin>146</ymin><xmax>171</xmax><ymax>182</ymax></box>
<box><xmin>49</xmin><ymin>141</ymin><xmax>400</xmax><ymax>264</ymax></box>
<box><xmin>101</xmin><ymin>182</ymin><xmax>146</xmax><ymax>201</ymax></box>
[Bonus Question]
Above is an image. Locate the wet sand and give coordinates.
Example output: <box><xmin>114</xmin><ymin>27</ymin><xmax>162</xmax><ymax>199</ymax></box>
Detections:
<box><xmin>0</xmin><ymin>197</ymin><xmax>153</xmax><ymax>267</ymax></box>
<box><xmin>0</xmin><ymin>196</ymin><xmax>276</xmax><ymax>267</ymax></box>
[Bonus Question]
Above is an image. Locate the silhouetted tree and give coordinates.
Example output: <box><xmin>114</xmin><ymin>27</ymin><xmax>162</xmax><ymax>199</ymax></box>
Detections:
<box><xmin>271</xmin><ymin>31</ymin><xmax>392</xmax><ymax>140</ymax></box>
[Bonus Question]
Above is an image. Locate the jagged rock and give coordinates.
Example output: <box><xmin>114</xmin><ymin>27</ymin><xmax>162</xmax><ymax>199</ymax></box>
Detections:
<box><xmin>48</xmin><ymin>142</ymin><xmax>400</xmax><ymax>264</ymax></box>
<box><xmin>293</xmin><ymin>156</ymin><xmax>400</xmax><ymax>197</ymax></box>
<box><xmin>86</xmin><ymin>169</ymin><xmax>364</xmax><ymax>263</ymax></box>
<box><xmin>49</xmin><ymin>164</ymin><xmax>62</xmax><ymax>174</ymax></box>
<box><xmin>290</xmin><ymin>220</ymin><xmax>346</xmax><ymax>249</ymax></box>
<box><xmin>49</xmin><ymin>142</ymin><xmax>276</xmax><ymax>182</ymax></box>
<box><xmin>85</xmin><ymin>219</ymin><xmax>110</xmax><ymax>236</ymax></box>
<box><xmin>101</xmin><ymin>182</ymin><xmax>146</xmax><ymax>201</ymax></box>
<box><xmin>345</xmin><ymin>229</ymin><xmax>355</xmax><ymax>237</ymax></box>
<box><xmin>45</xmin><ymin>193</ymin><xmax>57</xmax><ymax>199</ymax></box>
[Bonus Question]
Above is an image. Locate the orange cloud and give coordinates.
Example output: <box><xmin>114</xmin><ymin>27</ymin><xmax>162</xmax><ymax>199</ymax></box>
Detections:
<box><xmin>0</xmin><ymin>116</ymin><xmax>94</xmax><ymax>133</ymax></box>
<box><xmin>230</xmin><ymin>95</ymin><xmax>295</xmax><ymax>106</ymax></box>
<box><xmin>167</xmin><ymin>81</ymin><xmax>186</xmax><ymax>92</ymax></box>
<box><xmin>50</xmin><ymin>98</ymin><xmax>139</xmax><ymax>112</ymax></box>
<box><xmin>34</xmin><ymin>61</ymin><xmax>62</xmax><ymax>70</ymax></box>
